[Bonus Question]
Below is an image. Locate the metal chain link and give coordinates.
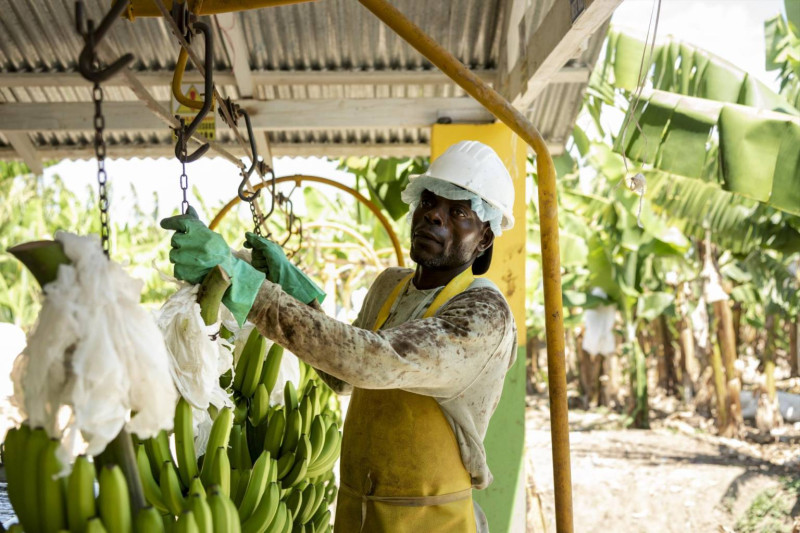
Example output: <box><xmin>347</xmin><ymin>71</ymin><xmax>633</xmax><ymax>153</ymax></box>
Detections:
<box><xmin>180</xmin><ymin>149</ymin><xmax>190</xmax><ymax>214</ymax></box>
<box><xmin>249</xmin><ymin>198</ymin><xmax>262</xmax><ymax>236</ymax></box>
<box><xmin>92</xmin><ymin>82</ymin><xmax>110</xmax><ymax>257</ymax></box>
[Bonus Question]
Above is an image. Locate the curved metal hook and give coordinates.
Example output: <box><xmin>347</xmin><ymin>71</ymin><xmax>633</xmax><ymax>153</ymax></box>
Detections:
<box><xmin>237</xmin><ymin>170</ymin><xmax>261</xmax><ymax>202</ymax></box>
<box><xmin>174</xmin><ymin>20</ymin><xmax>214</xmax><ymax>163</ymax></box>
<box><xmin>75</xmin><ymin>0</ymin><xmax>134</xmax><ymax>83</ymax></box>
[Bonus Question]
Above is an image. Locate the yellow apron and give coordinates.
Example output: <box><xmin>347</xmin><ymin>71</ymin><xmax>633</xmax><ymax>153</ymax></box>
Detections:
<box><xmin>334</xmin><ymin>268</ymin><xmax>478</xmax><ymax>533</ymax></box>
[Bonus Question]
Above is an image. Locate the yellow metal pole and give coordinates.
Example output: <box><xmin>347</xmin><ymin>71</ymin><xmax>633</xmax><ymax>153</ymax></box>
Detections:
<box><xmin>209</xmin><ymin>174</ymin><xmax>405</xmax><ymax>268</ymax></box>
<box><xmin>356</xmin><ymin>1</ymin><xmax>572</xmax><ymax>531</ymax></box>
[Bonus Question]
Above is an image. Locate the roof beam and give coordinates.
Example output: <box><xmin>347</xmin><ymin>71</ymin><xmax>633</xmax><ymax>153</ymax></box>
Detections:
<box><xmin>501</xmin><ymin>0</ymin><xmax>622</xmax><ymax>110</ymax></box>
<box><xmin>215</xmin><ymin>13</ymin><xmax>255</xmax><ymax>97</ymax></box>
<box><xmin>0</xmin><ymin>98</ymin><xmax>494</xmax><ymax>132</ymax></box>
<box><xmin>0</xmin><ymin>142</ymin><xmax>431</xmax><ymax>159</ymax></box>
<box><xmin>0</xmin><ymin>69</ymin><xmax>498</xmax><ymax>88</ymax></box>
<box><xmin>3</xmin><ymin>132</ymin><xmax>43</xmax><ymax>175</ymax></box>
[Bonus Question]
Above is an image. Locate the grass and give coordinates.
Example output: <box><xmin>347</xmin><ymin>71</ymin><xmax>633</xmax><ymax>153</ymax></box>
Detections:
<box><xmin>734</xmin><ymin>476</ymin><xmax>800</xmax><ymax>532</ymax></box>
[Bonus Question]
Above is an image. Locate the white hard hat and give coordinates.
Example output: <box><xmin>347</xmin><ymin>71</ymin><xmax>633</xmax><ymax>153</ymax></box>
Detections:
<box><xmin>410</xmin><ymin>140</ymin><xmax>515</xmax><ymax>230</ymax></box>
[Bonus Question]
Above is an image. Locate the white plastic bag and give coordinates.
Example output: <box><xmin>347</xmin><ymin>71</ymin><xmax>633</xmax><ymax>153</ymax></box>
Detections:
<box><xmin>11</xmin><ymin>232</ymin><xmax>178</xmax><ymax>462</ymax></box>
<box><xmin>156</xmin><ymin>282</ymin><xmax>233</xmax><ymax>411</ymax></box>
<box><xmin>582</xmin><ymin>288</ymin><xmax>617</xmax><ymax>356</ymax></box>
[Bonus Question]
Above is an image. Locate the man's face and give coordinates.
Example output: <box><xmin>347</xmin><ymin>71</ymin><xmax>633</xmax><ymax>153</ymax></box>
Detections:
<box><xmin>410</xmin><ymin>189</ymin><xmax>492</xmax><ymax>271</ymax></box>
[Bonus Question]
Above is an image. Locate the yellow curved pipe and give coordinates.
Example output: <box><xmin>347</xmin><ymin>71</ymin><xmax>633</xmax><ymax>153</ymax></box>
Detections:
<box><xmin>209</xmin><ymin>174</ymin><xmax>405</xmax><ymax>267</ymax></box>
<box><xmin>356</xmin><ymin>0</ymin><xmax>572</xmax><ymax>531</ymax></box>
<box><xmin>172</xmin><ymin>48</ymin><xmax>208</xmax><ymax>110</ymax></box>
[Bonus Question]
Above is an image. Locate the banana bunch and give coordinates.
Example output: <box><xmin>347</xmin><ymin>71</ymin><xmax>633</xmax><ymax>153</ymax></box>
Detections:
<box><xmin>228</xmin><ymin>328</ymin><xmax>341</xmax><ymax>533</ymax></box>
<box><xmin>3</xmin><ymin>424</ymin><xmax>171</xmax><ymax>533</ymax></box>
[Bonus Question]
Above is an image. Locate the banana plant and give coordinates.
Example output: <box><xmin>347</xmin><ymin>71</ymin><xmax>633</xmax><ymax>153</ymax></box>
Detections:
<box><xmin>765</xmin><ymin>0</ymin><xmax>800</xmax><ymax>108</ymax></box>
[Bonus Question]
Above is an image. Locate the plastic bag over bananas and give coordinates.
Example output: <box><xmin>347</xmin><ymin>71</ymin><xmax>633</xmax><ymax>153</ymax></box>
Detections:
<box><xmin>156</xmin><ymin>280</ymin><xmax>234</xmax><ymax>411</ymax></box>
<box><xmin>9</xmin><ymin>232</ymin><xmax>178</xmax><ymax>464</ymax></box>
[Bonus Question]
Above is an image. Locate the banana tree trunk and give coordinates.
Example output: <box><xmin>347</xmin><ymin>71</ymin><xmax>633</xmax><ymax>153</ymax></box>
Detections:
<box><xmin>790</xmin><ymin>319</ymin><xmax>799</xmax><ymax>378</ymax></box>
<box><xmin>710</xmin><ymin>340</ymin><xmax>729</xmax><ymax>432</ymax></box>
<box><xmin>764</xmin><ymin>315</ymin><xmax>778</xmax><ymax>402</ymax></box>
<box><xmin>628</xmin><ymin>323</ymin><xmax>649</xmax><ymax>429</ymax></box>
<box><xmin>713</xmin><ymin>300</ymin><xmax>743</xmax><ymax>437</ymax></box>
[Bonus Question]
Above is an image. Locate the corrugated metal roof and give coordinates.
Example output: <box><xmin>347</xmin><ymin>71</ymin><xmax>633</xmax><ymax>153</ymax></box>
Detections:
<box><xmin>0</xmin><ymin>0</ymin><xmax>610</xmax><ymax>161</ymax></box>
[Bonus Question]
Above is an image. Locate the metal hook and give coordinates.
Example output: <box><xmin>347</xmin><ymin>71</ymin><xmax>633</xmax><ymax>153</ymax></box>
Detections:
<box><xmin>174</xmin><ymin>20</ymin><xmax>214</xmax><ymax>163</ymax></box>
<box><xmin>235</xmin><ymin>107</ymin><xmax>262</xmax><ymax>202</ymax></box>
<box><xmin>75</xmin><ymin>0</ymin><xmax>135</xmax><ymax>83</ymax></box>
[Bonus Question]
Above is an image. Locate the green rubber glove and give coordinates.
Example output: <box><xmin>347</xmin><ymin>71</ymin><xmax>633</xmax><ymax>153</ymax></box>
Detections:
<box><xmin>161</xmin><ymin>207</ymin><xmax>265</xmax><ymax>325</ymax></box>
<box><xmin>244</xmin><ymin>232</ymin><xmax>326</xmax><ymax>305</ymax></box>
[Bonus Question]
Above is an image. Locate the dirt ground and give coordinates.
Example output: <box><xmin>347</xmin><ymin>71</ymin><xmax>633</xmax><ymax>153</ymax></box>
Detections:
<box><xmin>525</xmin><ymin>396</ymin><xmax>800</xmax><ymax>533</ymax></box>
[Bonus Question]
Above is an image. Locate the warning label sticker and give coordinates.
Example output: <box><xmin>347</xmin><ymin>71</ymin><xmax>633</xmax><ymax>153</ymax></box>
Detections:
<box><xmin>171</xmin><ymin>84</ymin><xmax>216</xmax><ymax>141</ymax></box>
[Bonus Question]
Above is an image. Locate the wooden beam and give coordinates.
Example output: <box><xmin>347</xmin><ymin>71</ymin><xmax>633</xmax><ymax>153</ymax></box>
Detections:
<box><xmin>0</xmin><ymin>69</ymin><xmax>498</xmax><ymax>88</ymax></box>
<box><xmin>3</xmin><ymin>132</ymin><xmax>43</xmax><ymax>175</ymax></box>
<box><xmin>215</xmin><ymin>13</ymin><xmax>255</xmax><ymax>97</ymax></box>
<box><xmin>503</xmin><ymin>0</ymin><xmax>621</xmax><ymax>109</ymax></box>
<box><xmin>0</xmin><ymin>142</ymin><xmax>431</xmax><ymax>159</ymax></box>
<box><xmin>0</xmin><ymin>98</ymin><xmax>494</xmax><ymax>132</ymax></box>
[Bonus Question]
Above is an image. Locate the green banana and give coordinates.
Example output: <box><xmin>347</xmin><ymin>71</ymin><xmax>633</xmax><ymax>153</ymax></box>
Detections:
<box><xmin>233</xmin><ymin>468</ymin><xmax>251</xmax><ymax>507</ymax></box>
<box><xmin>21</xmin><ymin>427</ymin><xmax>48</xmax><ymax>532</ymax></box>
<box><xmin>135</xmin><ymin>506</ymin><xmax>165</xmax><ymax>533</ymax></box>
<box><xmin>68</xmin><ymin>455</ymin><xmax>97</xmax><ymax>533</ymax></box>
<box><xmin>260</xmin><ymin>343</ymin><xmax>284</xmax><ymax>395</ymax></box>
<box><xmin>276</xmin><ymin>452</ymin><xmax>296</xmax><ymax>480</ymax></box>
<box><xmin>221</xmin><ymin>489</ymin><xmax>243</xmax><ymax>533</ymax></box>
<box><xmin>160</xmin><ymin>461</ymin><xmax>186</xmax><ymax>517</ymax></box>
<box><xmin>229</xmin><ymin>425</ymin><xmax>243</xmax><ymax>470</ymax></box>
<box><xmin>174</xmin><ymin>398</ymin><xmax>198</xmax><ymax>488</ymax></box>
<box><xmin>280</xmin><ymin>409</ymin><xmax>302</xmax><ymax>457</ymax></box>
<box><xmin>295</xmin><ymin>483</ymin><xmax>318</xmax><ymax>525</ymax></box>
<box><xmin>152</xmin><ymin>430</ymin><xmax>175</xmax><ymax>475</ymax></box>
<box><xmin>312</xmin><ymin>510</ymin><xmax>331</xmax><ymax>533</ymax></box>
<box><xmin>239</xmin><ymin>424</ymin><xmax>253</xmax><ymax>470</ymax></box>
<box><xmin>263</xmin><ymin>502</ymin><xmax>289</xmax><ymax>533</ymax></box>
<box><xmin>234</xmin><ymin>328</ymin><xmax>266</xmax><ymax>398</ymax></box>
<box><xmin>86</xmin><ymin>517</ymin><xmax>110</xmax><ymax>533</ymax></box>
<box><xmin>187</xmin><ymin>495</ymin><xmax>213</xmax><ymax>533</ymax></box>
<box><xmin>237</xmin><ymin>451</ymin><xmax>270</xmax><ymax>522</ymax></box>
<box><xmin>298</xmin><ymin>395</ymin><xmax>314</xmax><ymax>436</ymax></box>
<box><xmin>210</xmin><ymin>446</ymin><xmax>231</xmax><ymax>496</ymax></box>
<box><xmin>281</xmin><ymin>452</ymin><xmax>309</xmax><ymax>489</ymax></box>
<box><xmin>98</xmin><ymin>464</ymin><xmax>132</xmax><ymax>533</ymax></box>
<box><xmin>200</xmin><ymin>407</ymin><xmax>233</xmax><ymax>486</ymax></box>
<box><xmin>250</xmin><ymin>384</ymin><xmax>271</xmax><ymax>427</ymax></box>
<box><xmin>306</xmin><ymin>426</ymin><xmax>340</xmax><ymax>478</ymax></box>
<box><xmin>241</xmin><ymin>334</ymin><xmax>266</xmax><ymax>399</ymax></box>
<box><xmin>241</xmin><ymin>482</ymin><xmax>280</xmax><ymax>533</ymax></box>
<box><xmin>233</xmin><ymin>398</ymin><xmax>249</xmax><ymax>426</ymax></box>
<box><xmin>263</xmin><ymin>408</ymin><xmax>285</xmax><ymax>457</ymax></box>
<box><xmin>189</xmin><ymin>476</ymin><xmax>207</xmax><ymax>499</ymax></box>
<box><xmin>175</xmin><ymin>510</ymin><xmax>199</xmax><ymax>533</ymax></box>
<box><xmin>136</xmin><ymin>445</ymin><xmax>169</xmax><ymax>514</ymax></box>
<box><xmin>284</xmin><ymin>381</ymin><xmax>299</xmax><ymax>412</ymax></box>
<box><xmin>40</xmin><ymin>439</ymin><xmax>68</xmax><ymax>532</ymax></box>
<box><xmin>307</xmin><ymin>418</ymin><xmax>326</xmax><ymax>464</ymax></box>
<box><xmin>207</xmin><ymin>491</ymin><xmax>230</xmax><ymax>533</ymax></box>
<box><xmin>285</xmin><ymin>488</ymin><xmax>303</xmax><ymax>522</ymax></box>
<box><xmin>3</xmin><ymin>425</ymin><xmax>28</xmax><ymax>525</ymax></box>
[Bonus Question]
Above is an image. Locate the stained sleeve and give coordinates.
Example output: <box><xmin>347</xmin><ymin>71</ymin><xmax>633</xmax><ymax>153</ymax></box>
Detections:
<box><xmin>247</xmin><ymin>279</ymin><xmax>512</xmax><ymax>397</ymax></box>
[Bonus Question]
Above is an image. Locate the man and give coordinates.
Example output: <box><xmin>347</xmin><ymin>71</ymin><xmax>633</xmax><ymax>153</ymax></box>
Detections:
<box><xmin>163</xmin><ymin>140</ymin><xmax>517</xmax><ymax>532</ymax></box>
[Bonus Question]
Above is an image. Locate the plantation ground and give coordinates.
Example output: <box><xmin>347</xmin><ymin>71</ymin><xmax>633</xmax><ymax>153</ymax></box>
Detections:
<box><xmin>525</xmin><ymin>397</ymin><xmax>800</xmax><ymax>533</ymax></box>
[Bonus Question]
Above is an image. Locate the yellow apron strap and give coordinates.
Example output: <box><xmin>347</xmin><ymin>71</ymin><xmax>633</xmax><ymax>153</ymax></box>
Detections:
<box><xmin>372</xmin><ymin>268</ymin><xmax>475</xmax><ymax>331</ymax></box>
<box><xmin>373</xmin><ymin>273</ymin><xmax>414</xmax><ymax>331</ymax></box>
<box><xmin>422</xmin><ymin>268</ymin><xmax>474</xmax><ymax>319</ymax></box>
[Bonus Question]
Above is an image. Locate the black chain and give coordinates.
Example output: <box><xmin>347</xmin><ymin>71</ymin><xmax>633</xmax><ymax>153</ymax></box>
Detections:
<box><xmin>178</xmin><ymin>119</ymin><xmax>190</xmax><ymax>214</ymax></box>
<box><xmin>92</xmin><ymin>82</ymin><xmax>110</xmax><ymax>257</ymax></box>
<box><xmin>249</xmin><ymin>197</ymin><xmax>262</xmax><ymax>236</ymax></box>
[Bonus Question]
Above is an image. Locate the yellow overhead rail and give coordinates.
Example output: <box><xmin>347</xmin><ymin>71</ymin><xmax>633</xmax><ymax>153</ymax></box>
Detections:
<box><xmin>122</xmin><ymin>0</ymin><xmax>315</xmax><ymax>19</ymax></box>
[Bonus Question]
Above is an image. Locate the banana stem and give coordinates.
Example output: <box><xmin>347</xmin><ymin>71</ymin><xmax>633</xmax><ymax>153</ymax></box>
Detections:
<box><xmin>109</xmin><ymin>431</ymin><xmax>147</xmax><ymax>511</ymax></box>
<box><xmin>197</xmin><ymin>265</ymin><xmax>232</xmax><ymax>326</ymax></box>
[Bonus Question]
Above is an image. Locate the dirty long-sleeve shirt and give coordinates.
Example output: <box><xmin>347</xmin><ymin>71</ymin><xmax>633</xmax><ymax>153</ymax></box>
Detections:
<box><xmin>247</xmin><ymin>266</ymin><xmax>517</xmax><ymax>490</ymax></box>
